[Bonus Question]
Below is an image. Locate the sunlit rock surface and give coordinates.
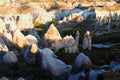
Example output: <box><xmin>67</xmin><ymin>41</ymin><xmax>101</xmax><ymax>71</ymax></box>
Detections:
<box><xmin>0</xmin><ymin>34</ymin><xmax>8</xmax><ymax>52</ymax></box>
<box><xmin>83</xmin><ymin>31</ymin><xmax>92</xmax><ymax>50</ymax></box>
<box><xmin>63</xmin><ymin>35</ymin><xmax>78</xmax><ymax>53</ymax></box>
<box><xmin>12</xmin><ymin>30</ymin><xmax>30</xmax><ymax>51</ymax></box>
<box><xmin>25</xmin><ymin>34</ymin><xmax>38</xmax><ymax>45</ymax></box>
<box><xmin>43</xmin><ymin>24</ymin><xmax>63</xmax><ymax>50</ymax></box>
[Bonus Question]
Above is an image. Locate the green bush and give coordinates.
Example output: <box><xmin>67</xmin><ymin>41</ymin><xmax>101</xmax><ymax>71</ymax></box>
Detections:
<box><xmin>50</xmin><ymin>19</ymin><xmax>58</xmax><ymax>26</ymax></box>
<box><xmin>111</xmin><ymin>24</ymin><xmax>117</xmax><ymax>30</ymax></box>
<box><xmin>63</xmin><ymin>28</ymin><xmax>75</xmax><ymax>37</ymax></box>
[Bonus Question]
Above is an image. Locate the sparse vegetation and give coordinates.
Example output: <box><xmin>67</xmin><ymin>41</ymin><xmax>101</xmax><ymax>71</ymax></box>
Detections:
<box><xmin>111</xmin><ymin>24</ymin><xmax>117</xmax><ymax>30</ymax></box>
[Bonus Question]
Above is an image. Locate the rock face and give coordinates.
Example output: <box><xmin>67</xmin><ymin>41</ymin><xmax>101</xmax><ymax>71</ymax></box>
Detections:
<box><xmin>2</xmin><ymin>14</ymin><xmax>34</xmax><ymax>31</ymax></box>
<box><xmin>43</xmin><ymin>24</ymin><xmax>63</xmax><ymax>50</ymax></box>
<box><xmin>95</xmin><ymin>5</ymin><xmax>120</xmax><ymax>25</ymax></box>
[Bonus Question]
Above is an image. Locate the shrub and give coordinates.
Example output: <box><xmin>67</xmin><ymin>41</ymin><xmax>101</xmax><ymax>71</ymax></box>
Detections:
<box><xmin>111</xmin><ymin>24</ymin><xmax>117</xmax><ymax>30</ymax></box>
<box><xmin>63</xmin><ymin>28</ymin><xmax>75</xmax><ymax>37</ymax></box>
<box><xmin>50</xmin><ymin>19</ymin><xmax>58</xmax><ymax>26</ymax></box>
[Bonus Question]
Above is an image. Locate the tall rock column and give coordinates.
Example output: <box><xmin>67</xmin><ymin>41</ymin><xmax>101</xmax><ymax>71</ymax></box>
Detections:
<box><xmin>83</xmin><ymin>31</ymin><xmax>92</xmax><ymax>50</ymax></box>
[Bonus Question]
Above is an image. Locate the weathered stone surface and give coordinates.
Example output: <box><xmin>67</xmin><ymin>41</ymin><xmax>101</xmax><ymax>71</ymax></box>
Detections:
<box><xmin>15</xmin><ymin>14</ymin><xmax>33</xmax><ymax>30</ymax></box>
<box><xmin>3</xmin><ymin>51</ymin><xmax>17</xmax><ymax>63</ymax></box>
<box><xmin>43</xmin><ymin>24</ymin><xmax>63</xmax><ymax>50</ymax></box>
<box><xmin>0</xmin><ymin>34</ymin><xmax>8</xmax><ymax>52</ymax></box>
<box><xmin>12</xmin><ymin>30</ymin><xmax>30</xmax><ymax>51</ymax></box>
<box><xmin>0</xmin><ymin>18</ymin><xmax>6</xmax><ymax>32</ymax></box>
<box><xmin>39</xmin><ymin>48</ymin><xmax>69</xmax><ymax>76</ymax></box>
<box><xmin>62</xmin><ymin>31</ymin><xmax>79</xmax><ymax>54</ymax></box>
<box><xmin>72</xmin><ymin>53</ymin><xmax>92</xmax><ymax>74</ymax></box>
<box><xmin>25</xmin><ymin>34</ymin><xmax>38</xmax><ymax>45</ymax></box>
<box><xmin>83</xmin><ymin>31</ymin><xmax>91</xmax><ymax>50</ymax></box>
<box><xmin>29</xmin><ymin>28</ymin><xmax>41</xmax><ymax>45</ymax></box>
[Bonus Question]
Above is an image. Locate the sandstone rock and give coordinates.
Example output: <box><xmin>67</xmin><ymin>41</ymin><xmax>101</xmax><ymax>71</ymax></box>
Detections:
<box><xmin>0</xmin><ymin>34</ymin><xmax>8</xmax><ymax>51</ymax></box>
<box><xmin>4</xmin><ymin>14</ymin><xmax>17</xmax><ymax>31</ymax></box>
<box><xmin>12</xmin><ymin>30</ymin><xmax>30</xmax><ymax>51</ymax></box>
<box><xmin>3</xmin><ymin>51</ymin><xmax>17</xmax><ymax>63</ymax></box>
<box><xmin>16</xmin><ymin>14</ymin><xmax>33</xmax><ymax>30</ymax></box>
<box><xmin>63</xmin><ymin>35</ymin><xmax>78</xmax><ymax>53</ymax></box>
<box><xmin>25</xmin><ymin>34</ymin><xmax>38</xmax><ymax>45</ymax></box>
<box><xmin>83</xmin><ymin>31</ymin><xmax>92</xmax><ymax>50</ymax></box>
<box><xmin>0</xmin><ymin>18</ymin><xmax>6</xmax><ymax>32</ymax></box>
<box><xmin>43</xmin><ymin>24</ymin><xmax>63</xmax><ymax>49</ymax></box>
<box><xmin>44</xmin><ymin>24</ymin><xmax>62</xmax><ymax>41</ymax></box>
<box><xmin>2</xmin><ymin>31</ymin><xmax>13</xmax><ymax>50</ymax></box>
<box><xmin>30</xmin><ymin>44</ymin><xmax>38</xmax><ymax>54</ymax></box>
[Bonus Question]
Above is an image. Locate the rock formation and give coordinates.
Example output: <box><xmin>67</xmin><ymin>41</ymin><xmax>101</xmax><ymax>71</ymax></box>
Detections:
<box><xmin>62</xmin><ymin>31</ymin><xmax>79</xmax><ymax>54</ymax></box>
<box><xmin>43</xmin><ymin>24</ymin><xmax>63</xmax><ymax>50</ymax></box>
<box><xmin>83</xmin><ymin>31</ymin><xmax>92</xmax><ymax>50</ymax></box>
<box><xmin>25</xmin><ymin>34</ymin><xmax>38</xmax><ymax>45</ymax></box>
<box><xmin>63</xmin><ymin>35</ymin><xmax>78</xmax><ymax>54</ymax></box>
<box><xmin>12</xmin><ymin>30</ymin><xmax>30</xmax><ymax>52</ymax></box>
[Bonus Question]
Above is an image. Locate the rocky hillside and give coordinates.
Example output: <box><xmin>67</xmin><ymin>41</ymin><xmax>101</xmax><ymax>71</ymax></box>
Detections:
<box><xmin>0</xmin><ymin>0</ymin><xmax>120</xmax><ymax>80</ymax></box>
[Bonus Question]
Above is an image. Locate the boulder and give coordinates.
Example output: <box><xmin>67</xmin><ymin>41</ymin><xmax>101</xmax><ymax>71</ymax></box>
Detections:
<box><xmin>88</xmin><ymin>69</ymin><xmax>106</xmax><ymax>80</ymax></box>
<box><xmin>0</xmin><ymin>77</ymin><xmax>9</xmax><ymax>80</ymax></box>
<box><xmin>29</xmin><ymin>28</ymin><xmax>41</xmax><ymax>45</ymax></box>
<box><xmin>25</xmin><ymin>34</ymin><xmax>38</xmax><ymax>45</ymax></box>
<box><xmin>39</xmin><ymin>48</ymin><xmax>69</xmax><ymax>76</ymax></box>
<box><xmin>68</xmin><ymin>71</ymin><xmax>86</xmax><ymax>80</ymax></box>
<box><xmin>72</xmin><ymin>53</ymin><xmax>92</xmax><ymax>74</ymax></box>
<box><xmin>3</xmin><ymin>51</ymin><xmax>17</xmax><ymax>63</ymax></box>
